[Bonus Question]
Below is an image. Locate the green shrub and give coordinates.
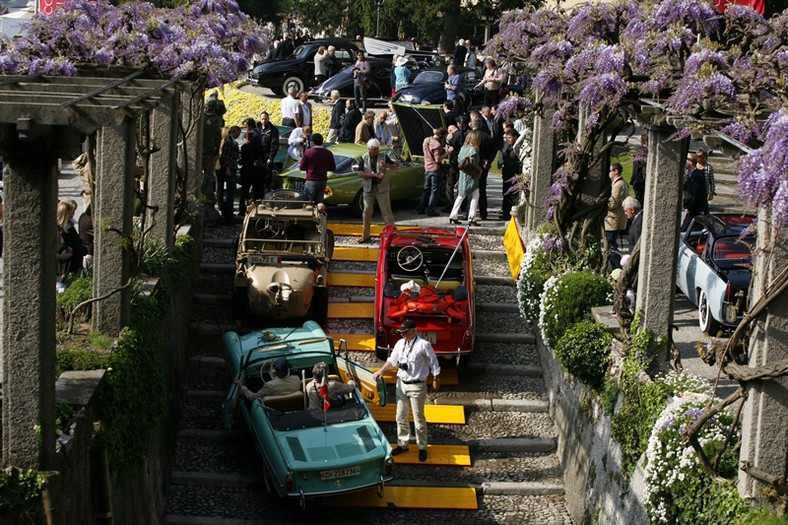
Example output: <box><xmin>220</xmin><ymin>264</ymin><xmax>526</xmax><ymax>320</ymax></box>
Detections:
<box><xmin>538</xmin><ymin>269</ymin><xmax>612</xmax><ymax>349</ymax></box>
<box><xmin>55</xmin><ymin>347</ymin><xmax>113</xmax><ymax>377</ymax></box>
<box><xmin>554</xmin><ymin>320</ymin><xmax>612</xmax><ymax>389</ymax></box>
<box><xmin>0</xmin><ymin>468</ymin><xmax>46</xmax><ymax>521</ymax></box>
<box><xmin>56</xmin><ymin>276</ymin><xmax>93</xmax><ymax>322</ymax></box>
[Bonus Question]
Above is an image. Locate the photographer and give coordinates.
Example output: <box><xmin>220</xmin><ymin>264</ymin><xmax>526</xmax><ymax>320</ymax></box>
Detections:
<box><xmin>372</xmin><ymin>319</ymin><xmax>441</xmax><ymax>462</ymax></box>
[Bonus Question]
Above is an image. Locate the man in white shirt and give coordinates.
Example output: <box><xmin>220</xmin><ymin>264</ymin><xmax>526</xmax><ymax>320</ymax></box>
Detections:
<box><xmin>281</xmin><ymin>86</ymin><xmax>300</xmax><ymax>128</ymax></box>
<box><xmin>372</xmin><ymin>319</ymin><xmax>441</xmax><ymax>462</ymax></box>
<box><xmin>285</xmin><ymin>125</ymin><xmax>312</xmax><ymax>169</ymax></box>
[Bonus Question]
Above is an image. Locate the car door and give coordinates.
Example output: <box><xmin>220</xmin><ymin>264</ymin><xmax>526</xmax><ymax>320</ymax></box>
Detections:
<box><xmin>334</xmin><ymin>339</ymin><xmax>387</xmax><ymax>406</ymax></box>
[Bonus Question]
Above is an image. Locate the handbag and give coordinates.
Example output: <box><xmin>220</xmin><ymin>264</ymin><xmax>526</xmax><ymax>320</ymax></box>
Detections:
<box><xmin>459</xmin><ymin>154</ymin><xmax>481</xmax><ymax>177</ymax></box>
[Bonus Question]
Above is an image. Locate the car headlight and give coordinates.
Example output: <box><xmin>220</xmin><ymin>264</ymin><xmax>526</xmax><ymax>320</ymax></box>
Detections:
<box><xmin>324</xmin><ymin>186</ymin><xmax>334</xmax><ymax>198</ymax></box>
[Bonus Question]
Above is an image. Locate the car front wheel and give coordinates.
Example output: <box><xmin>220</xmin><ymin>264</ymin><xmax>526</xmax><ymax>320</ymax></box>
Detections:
<box><xmin>698</xmin><ymin>289</ymin><xmax>721</xmax><ymax>335</ymax></box>
<box><xmin>282</xmin><ymin>75</ymin><xmax>305</xmax><ymax>95</ymax></box>
<box><xmin>350</xmin><ymin>189</ymin><xmax>364</xmax><ymax>217</ymax></box>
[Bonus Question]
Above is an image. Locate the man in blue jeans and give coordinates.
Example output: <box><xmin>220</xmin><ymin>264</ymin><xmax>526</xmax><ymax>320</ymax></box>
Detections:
<box><xmin>416</xmin><ymin>128</ymin><xmax>451</xmax><ymax>216</ymax></box>
<box><xmin>299</xmin><ymin>133</ymin><xmax>335</xmax><ymax>204</ymax></box>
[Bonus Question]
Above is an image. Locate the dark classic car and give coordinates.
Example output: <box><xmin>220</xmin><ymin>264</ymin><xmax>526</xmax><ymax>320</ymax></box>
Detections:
<box><xmin>222</xmin><ymin>322</ymin><xmax>393</xmax><ymax>506</ymax></box>
<box><xmin>676</xmin><ymin>214</ymin><xmax>755</xmax><ymax>334</ymax></box>
<box><xmin>391</xmin><ymin>67</ymin><xmax>484</xmax><ymax>107</ymax></box>
<box><xmin>250</xmin><ymin>39</ymin><xmax>359</xmax><ymax>95</ymax></box>
<box><xmin>309</xmin><ymin>59</ymin><xmax>419</xmax><ymax>105</ymax></box>
<box><xmin>374</xmin><ymin>226</ymin><xmax>475</xmax><ymax>364</ymax></box>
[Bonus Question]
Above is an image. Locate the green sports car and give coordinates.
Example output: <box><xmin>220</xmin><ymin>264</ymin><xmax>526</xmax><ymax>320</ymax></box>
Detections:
<box><xmin>222</xmin><ymin>321</ymin><xmax>393</xmax><ymax>506</ymax></box>
<box><xmin>274</xmin><ymin>143</ymin><xmax>426</xmax><ymax>216</ymax></box>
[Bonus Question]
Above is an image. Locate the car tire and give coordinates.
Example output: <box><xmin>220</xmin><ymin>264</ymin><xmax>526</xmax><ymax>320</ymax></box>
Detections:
<box><xmin>375</xmin><ymin>347</ymin><xmax>389</xmax><ymax>362</ymax></box>
<box><xmin>350</xmin><ymin>189</ymin><xmax>364</xmax><ymax>218</ymax></box>
<box><xmin>311</xmin><ymin>287</ymin><xmax>329</xmax><ymax>326</ymax></box>
<box><xmin>282</xmin><ymin>75</ymin><xmax>305</xmax><ymax>95</ymax></box>
<box><xmin>325</xmin><ymin>229</ymin><xmax>335</xmax><ymax>261</ymax></box>
<box><xmin>698</xmin><ymin>289</ymin><xmax>721</xmax><ymax>335</ymax></box>
<box><xmin>232</xmin><ymin>287</ymin><xmax>248</xmax><ymax>322</ymax></box>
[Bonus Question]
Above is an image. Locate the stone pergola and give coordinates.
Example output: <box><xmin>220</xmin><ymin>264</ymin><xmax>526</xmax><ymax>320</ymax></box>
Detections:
<box><xmin>522</xmin><ymin>101</ymin><xmax>787</xmax><ymax>503</ymax></box>
<box><xmin>0</xmin><ymin>72</ymin><xmax>199</xmax><ymax>471</ymax></box>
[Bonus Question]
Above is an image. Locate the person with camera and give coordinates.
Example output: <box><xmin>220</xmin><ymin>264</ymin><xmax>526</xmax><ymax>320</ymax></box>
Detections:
<box><xmin>372</xmin><ymin>319</ymin><xmax>441</xmax><ymax>462</ymax></box>
<box><xmin>356</xmin><ymin>138</ymin><xmax>396</xmax><ymax>244</ymax></box>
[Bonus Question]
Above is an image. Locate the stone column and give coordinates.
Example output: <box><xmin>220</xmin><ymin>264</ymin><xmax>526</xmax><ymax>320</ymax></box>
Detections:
<box><xmin>738</xmin><ymin>213</ymin><xmax>788</xmax><ymax>499</ymax></box>
<box><xmin>1</xmin><ymin>151</ymin><xmax>58</xmax><ymax>469</ymax></box>
<box><xmin>525</xmin><ymin>106</ymin><xmax>556</xmax><ymax>232</ymax></box>
<box><xmin>93</xmin><ymin>121</ymin><xmax>136</xmax><ymax>335</ymax></box>
<box><xmin>635</xmin><ymin>122</ymin><xmax>686</xmax><ymax>366</ymax></box>
<box><xmin>148</xmin><ymin>94</ymin><xmax>179</xmax><ymax>250</ymax></box>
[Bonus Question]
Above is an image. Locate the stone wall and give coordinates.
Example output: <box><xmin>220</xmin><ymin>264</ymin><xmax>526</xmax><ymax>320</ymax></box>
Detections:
<box><xmin>48</xmin><ymin>224</ymin><xmax>198</xmax><ymax>525</ymax></box>
<box><xmin>536</xmin><ymin>334</ymin><xmax>651</xmax><ymax>525</ymax></box>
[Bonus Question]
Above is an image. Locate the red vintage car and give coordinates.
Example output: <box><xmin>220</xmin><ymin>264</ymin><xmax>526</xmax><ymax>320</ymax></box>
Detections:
<box><xmin>374</xmin><ymin>225</ymin><xmax>475</xmax><ymax>364</ymax></box>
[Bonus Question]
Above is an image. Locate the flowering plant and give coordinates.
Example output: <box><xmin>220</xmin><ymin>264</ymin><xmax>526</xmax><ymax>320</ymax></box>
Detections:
<box><xmin>516</xmin><ymin>234</ymin><xmax>551</xmax><ymax>321</ymax></box>
<box><xmin>644</xmin><ymin>391</ymin><xmax>747</xmax><ymax>524</ymax></box>
<box><xmin>0</xmin><ymin>0</ymin><xmax>268</xmax><ymax>87</ymax></box>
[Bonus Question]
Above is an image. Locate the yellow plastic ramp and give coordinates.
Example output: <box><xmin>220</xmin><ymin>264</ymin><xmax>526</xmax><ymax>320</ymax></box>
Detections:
<box><xmin>389</xmin><ymin>444</ymin><xmax>471</xmax><ymax>466</ymax></box>
<box><xmin>327</xmin><ymin>272</ymin><xmax>375</xmax><ymax>287</ymax></box>
<box><xmin>327</xmin><ymin>223</ymin><xmax>384</xmax><ymax>237</ymax></box>
<box><xmin>331</xmin><ymin>334</ymin><xmax>376</xmax><ymax>352</ymax></box>
<box><xmin>369</xmin><ymin>403</ymin><xmax>466</xmax><ymax>425</ymax></box>
<box><xmin>324</xmin><ymin>486</ymin><xmax>478</xmax><ymax>510</ymax></box>
<box><xmin>333</xmin><ymin>246</ymin><xmax>379</xmax><ymax>262</ymax></box>
<box><xmin>327</xmin><ymin>303</ymin><xmax>373</xmax><ymax>319</ymax></box>
<box><xmin>368</xmin><ymin>367</ymin><xmax>459</xmax><ymax>386</ymax></box>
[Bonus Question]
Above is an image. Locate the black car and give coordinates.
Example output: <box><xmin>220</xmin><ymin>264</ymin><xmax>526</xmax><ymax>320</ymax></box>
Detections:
<box><xmin>309</xmin><ymin>59</ymin><xmax>419</xmax><ymax>106</ymax></box>
<box><xmin>250</xmin><ymin>39</ymin><xmax>359</xmax><ymax>95</ymax></box>
<box><xmin>391</xmin><ymin>67</ymin><xmax>484</xmax><ymax>108</ymax></box>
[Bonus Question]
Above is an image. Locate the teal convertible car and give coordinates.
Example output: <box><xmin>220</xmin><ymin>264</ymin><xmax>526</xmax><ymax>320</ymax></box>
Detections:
<box><xmin>222</xmin><ymin>321</ymin><xmax>393</xmax><ymax>506</ymax></box>
<box><xmin>275</xmin><ymin>143</ymin><xmax>426</xmax><ymax>216</ymax></box>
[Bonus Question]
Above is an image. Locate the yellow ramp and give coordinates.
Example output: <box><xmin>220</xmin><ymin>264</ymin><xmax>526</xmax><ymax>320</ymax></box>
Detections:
<box><xmin>327</xmin><ymin>272</ymin><xmax>375</xmax><ymax>287</ymax></box>
<box><xmin>369</xmin><ymin>403</ymin><xmax>465</xmax><ymax>425</ymax></box>
<box><xmin>368</xmin><ymin>367</ymin><xmax>459</xmax><ymax>386</ymax></box>
<box><xmin>389</xmin><ymin>443</ymin><xmax>471</xmax><ymax>466</ymax></box>
<box><xmin>327</xmin><ymin>223</ymin><xmax>383</xmax><ymax>237</ymax></box>
<box><xmin>327</xmin><ymin>302</ymin><xmax>373</xmax><ymax>319</ymax></box>
<box><xmin>324</xmin><ymin>486</ymin><xmax>478</xmax><ymax>510</ymax></box>
<box><xmin>333</xmin><ymin>246</ymin><xmax>379</xmax><ymax>262</ymax></box>
<box><xmin>331</xmin><ymin>334</ymin><xmax>376</xmax><ymax>352</ymax></box>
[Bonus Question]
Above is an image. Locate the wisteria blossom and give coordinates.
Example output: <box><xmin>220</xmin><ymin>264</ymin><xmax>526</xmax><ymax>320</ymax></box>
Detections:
<box><xmin>0</xmin><ymin>0</ymin><xmax>268</xmax><ymax>87</ymax></box>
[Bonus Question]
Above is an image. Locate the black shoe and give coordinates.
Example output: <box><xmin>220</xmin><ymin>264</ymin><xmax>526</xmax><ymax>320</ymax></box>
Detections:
<box><xmin>469</xmin><ymin>219</ymin><xmax>480</xmax><ymax>226</ymax></box>
<box><xmin>357</xmin><ymin>237</ymin><xmax>372</xmax><ymax>244</ymax></box>
<box><xmin>418</xmin><ymin>449</ymin><xmax>427</xmax><ymax>462</ymax></box>
<box><xmin>441</xmin><ymin>207</ymin><xmax>453</xmax><ymax>213</ymax></box>
<box><xmin>427</xmin><ymin>211</ymin><xmax>440</xmax><ymax>217</ymax></box>
<box><xmin>391</xmin><ymin>446</ymin><xmax>409</xmax><ymax>456</ymax></box>
<box><xmin>449</xmin><ymin>218</ymin><xmax>460</xmax><ymax>225</ymax></box>
<box><xmin>416</xmin><ymin>208</ymin><xmax>425</xmax><ymax>215</ymax></box>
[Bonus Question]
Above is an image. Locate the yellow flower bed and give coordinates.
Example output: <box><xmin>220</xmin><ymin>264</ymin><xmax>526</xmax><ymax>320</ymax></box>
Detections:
<box><xmin>208</xmin><ymin>82</ymin><xmax>331</xmax><ymax>137</ymax></box>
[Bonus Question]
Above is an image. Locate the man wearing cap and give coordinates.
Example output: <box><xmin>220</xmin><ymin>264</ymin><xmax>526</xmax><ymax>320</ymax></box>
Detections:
<box><xmin>233</xmin><ymin>357</ymin><xmax>300</xmax><ymax>400</ymax></box>
<box><xmin>372</xmin><ymin>319</ymin><xmax>441</xmax><ymax>462</ymax></box>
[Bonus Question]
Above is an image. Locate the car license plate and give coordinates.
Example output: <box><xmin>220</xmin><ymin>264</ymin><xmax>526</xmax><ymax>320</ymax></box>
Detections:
<box><xmin>418</xmin><ymin>331</ymin><xmax>437</xmax><ymax>344</ymax></box>
<box><xmin>248</xmin><ymin>255</ymin><xmax>277</xmax><ymax>265</ymax></box>
<box><xmin>320</xmin><ymin>465</ymin><xmax>361</xmax><ymax>480</ymax></box>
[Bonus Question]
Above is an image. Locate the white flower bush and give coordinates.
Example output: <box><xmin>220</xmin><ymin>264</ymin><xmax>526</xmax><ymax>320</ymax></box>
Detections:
<box><xmin>644</xmin><ymin>382</ymin><xmax>738</xmax><ymax>524</ymax></box>
<box><xmin>516</xmin><ymin>233</ymin><xmax>549</xmax><ymax>321</ymax></box>
<box><xmin>538</xmin><ymin>272</ymin><xmax>563</xmax><ymax>349</ymax></box>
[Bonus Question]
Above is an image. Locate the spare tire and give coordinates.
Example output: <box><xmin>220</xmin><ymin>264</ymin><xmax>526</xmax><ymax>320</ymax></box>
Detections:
<box><xmin>265</xmin><ymin>190</ymin><xmax>303</xmax><ymax>201</ymax></box>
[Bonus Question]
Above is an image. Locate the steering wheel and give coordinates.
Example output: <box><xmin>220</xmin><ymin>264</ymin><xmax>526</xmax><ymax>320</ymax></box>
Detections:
<box><xmin>259</xmin><ymin>360</ymin><xmax>276</xmax><ymax>384</ymax></box>
<box><xmin>255</xmin><ymin>217</ymin><xmax>282</xmax><ymax>238</ymax></box>
<box><xmin>397</xmin><ymin>246</ymin><xmax>424</xmax><ymax>271</ymax></box>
